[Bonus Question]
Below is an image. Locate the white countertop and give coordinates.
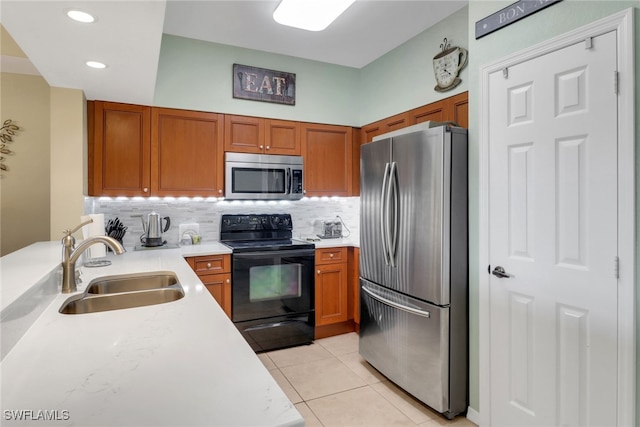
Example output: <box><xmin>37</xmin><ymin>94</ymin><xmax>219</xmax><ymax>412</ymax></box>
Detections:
<box><xmin>0</xmin><ymin>242</ymin><xmax>302</xmax><ymax>426</ymax></box>
<box><xmin>299</xmin><ymin>236</ymin><xmax>359</xmax><ymax>249</ymax></box>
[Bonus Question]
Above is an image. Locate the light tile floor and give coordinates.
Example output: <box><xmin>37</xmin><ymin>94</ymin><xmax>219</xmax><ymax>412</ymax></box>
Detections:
<box><xmin>258</xmin><ymin>333</ymin><xmax>478</xmax><ymax>427</ymax></box>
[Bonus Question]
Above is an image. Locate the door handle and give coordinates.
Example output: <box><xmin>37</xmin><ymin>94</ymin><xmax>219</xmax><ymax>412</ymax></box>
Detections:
<box><xmin>491</xmin><ymin>266</ymin><xmax>511</xmax><ymax>279</ymax></box>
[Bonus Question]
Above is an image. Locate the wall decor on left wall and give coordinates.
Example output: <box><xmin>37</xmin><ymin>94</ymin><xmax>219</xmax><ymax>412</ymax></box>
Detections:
<box><xmin>0</xmin><ymin>119</ymin><xmax>21</xmax><ymax>175</ymax></box>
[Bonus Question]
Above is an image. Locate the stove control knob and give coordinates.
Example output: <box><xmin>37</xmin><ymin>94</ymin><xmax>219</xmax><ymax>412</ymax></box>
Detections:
<box><xmin>271</xmin><ymin>216</ymin><xmax>280</xmax><ymax>224</ymax></box>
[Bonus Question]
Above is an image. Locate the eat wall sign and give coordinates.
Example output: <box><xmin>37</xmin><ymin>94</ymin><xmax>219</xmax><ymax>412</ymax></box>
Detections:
<box><xmin>233</xmin><ymin>64</ymin><xmax>296</xmax><ymax>106</ymax></box>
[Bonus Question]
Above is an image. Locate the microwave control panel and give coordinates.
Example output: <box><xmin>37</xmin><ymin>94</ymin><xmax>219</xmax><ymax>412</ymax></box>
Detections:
<box><xmin>291</xmin><ymin>170</ymin><xmax>303</xmax><ymax>194</ymax></box>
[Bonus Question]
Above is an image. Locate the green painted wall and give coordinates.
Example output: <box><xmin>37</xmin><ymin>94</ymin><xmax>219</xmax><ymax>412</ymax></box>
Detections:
<box><xmin>467</xmin><ymin>0</ymin><xmax>639</xmax><ymax>416</ymax></box>
<box><xmin>358</xmin><ymin>6</ymin><xmax>469</xmax><ymax>125</ymax></box>
<box><xmin>154</xmin><ymin>35</ymin><xmax>361</xmax><ymax>126</ymax></box>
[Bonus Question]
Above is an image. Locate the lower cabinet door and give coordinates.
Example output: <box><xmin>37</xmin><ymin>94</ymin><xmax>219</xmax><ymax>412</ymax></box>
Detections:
<box><xmin>315</xmin><ymin>262</ymin><xmax>348</xmax><ymax>326</ymax></box>
<box><xmin>202</xmin><ymin>273</ymin><xmax>231</xmax><ymax>318</ymax></box>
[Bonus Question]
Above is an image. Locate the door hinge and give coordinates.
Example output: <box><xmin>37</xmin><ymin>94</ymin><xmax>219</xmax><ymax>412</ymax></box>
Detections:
<box><xmin>502</xmin><ymin>68</ymin><xmax>508</xmax><ymax>79</ymax></box>
<box><xmin>614</xmin><ymin>256</ymin><xmax>620</xmax><ymax>279</ymax></box>
<box><xmin>614</xmin><ymin>71</ymin><xmax>619</xmax><ymax>94</ymax></box>
<box><xmin>585</xmin><ymin>37</ymin><xmax>593</xmax><ymax>49</ymax></box>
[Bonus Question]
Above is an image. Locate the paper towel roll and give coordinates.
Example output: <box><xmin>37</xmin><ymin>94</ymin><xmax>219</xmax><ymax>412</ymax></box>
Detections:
<box><xmin>81</xmin><ymin>214</ymin><xmax>106</xmax><ymax>259</ymax></box>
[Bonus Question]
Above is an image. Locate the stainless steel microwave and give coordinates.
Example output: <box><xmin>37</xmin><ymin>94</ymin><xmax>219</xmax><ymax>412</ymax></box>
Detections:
<box><xmin>225</xmin><ymin>152</ymin><xmax>304</xmax><ymax>200</ymax></box>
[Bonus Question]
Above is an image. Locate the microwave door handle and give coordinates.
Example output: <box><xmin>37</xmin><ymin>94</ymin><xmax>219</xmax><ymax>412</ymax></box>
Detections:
<box><xmin>286</xmin><ymin>168</ymin><xmax>292</xmax><ymax>194</ymax></box>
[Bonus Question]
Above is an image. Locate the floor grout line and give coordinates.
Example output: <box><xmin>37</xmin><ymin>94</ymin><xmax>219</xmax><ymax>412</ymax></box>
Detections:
<box><xmin>263</xmin><ymin>334</ymin><xmax>477</xmax><ymax>427</ymax></box>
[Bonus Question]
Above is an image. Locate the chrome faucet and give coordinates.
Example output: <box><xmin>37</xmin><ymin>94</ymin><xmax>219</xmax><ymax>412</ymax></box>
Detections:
<box><xmin>61</xmin><ymin>219</ymin><xmax>125</xmax><ymax>293</ymax></box>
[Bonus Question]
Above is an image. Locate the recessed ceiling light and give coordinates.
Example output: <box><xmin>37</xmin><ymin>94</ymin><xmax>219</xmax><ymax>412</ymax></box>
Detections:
<box><xmin>86</xmin><ymin>61</ymin><xmax>107</xmax><ymax>69</ymax></box>
<box><xmin>273</xmin><ymin>0</ymin><xmax>355</xmax><ymax>32</ymax></box>
<box><xmin>66</xmin><ymin>9</ymin><xmax>95</xmax><ymax>23</ymax></box>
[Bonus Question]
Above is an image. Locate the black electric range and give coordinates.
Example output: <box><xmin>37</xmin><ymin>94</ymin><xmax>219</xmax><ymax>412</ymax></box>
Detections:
<box><xmin>220</xmin><ymin>214</ymin><xmax>314</xmax><ymax>252</ymax></box>
<box><xmin>220</xmin><ymin>213</ymin><xmax>316</xmax><ymax>352</ymax></box>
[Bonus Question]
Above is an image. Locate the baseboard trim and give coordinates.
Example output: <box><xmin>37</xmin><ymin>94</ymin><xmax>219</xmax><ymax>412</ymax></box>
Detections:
<box><xmin>466</xmin><ymin>406</ymin><xmax>480</xmax><ymax>425</ymax></box>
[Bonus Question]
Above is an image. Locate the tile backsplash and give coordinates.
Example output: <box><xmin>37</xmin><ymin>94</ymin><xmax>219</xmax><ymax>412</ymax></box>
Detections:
<box><xmin>85</xmin><ymin>197</ymin><xmax>360</xmax><ymax>247</ymax></box>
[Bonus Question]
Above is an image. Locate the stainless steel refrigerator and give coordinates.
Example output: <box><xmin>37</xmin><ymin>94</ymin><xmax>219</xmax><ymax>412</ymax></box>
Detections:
<box><xmin>359</xmin><ymin>122</ymin><xmax>468</xmax><ymax>419</ymax></box>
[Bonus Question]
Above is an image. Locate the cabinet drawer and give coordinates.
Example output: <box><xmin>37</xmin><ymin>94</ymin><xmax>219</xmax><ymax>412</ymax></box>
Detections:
<box><xmin>190</xmin><ymin>254</ymin><xmax>230</xmax><ymax>274</ymax></box>
<box><xmin>316</xmin><ymin>247</ymin><xmax>347</xmax><ymax>264</ymax></box>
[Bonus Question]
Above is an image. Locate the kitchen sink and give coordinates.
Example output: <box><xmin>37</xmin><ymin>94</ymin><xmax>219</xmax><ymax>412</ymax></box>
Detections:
<box><xmin>59</xmin><ymin>271</ymin><xmax>184</xmax><ymax>315</ymax></box>
<box><xmin>86</xmin><ymin>271</ymin><xmax>179</xmax><ymax>294</ymax></box>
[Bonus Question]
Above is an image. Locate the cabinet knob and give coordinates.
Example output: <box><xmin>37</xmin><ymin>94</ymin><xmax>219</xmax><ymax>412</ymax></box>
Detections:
<box><xmin>218</xmin><ymin>189</ymin><xmax>223</xmax><ymax>194</ymax></box>
<box><xmin>226</xmin><ymin>279</ymin><xmax>230</xmax><ymax>284</ymax></box>
<box><xmin>266</xmin><ymin>146</ymin><xmax>270</xmax><ymax>150</ymax></box>
<box><xmin>317</xmin><ymin>270</ymin><xmax>321</xmax><ymax>275</ymax></box>
<box><xmin>143</xmin><ymin>187</ymin><xmax>149</xmax><ymax>193</ymax></box>
<box><xmin>207</xmin><ymin>263</ymin><xmax>212</xmax><ymax>269</ymax></box>
<box><xmin>259</xmin><ymin>145</ymin><xmax>264</xmax><ymax>149</ymax></box>
<box><xmin>329</xmin><ymin>253</ymin><xmax>334</xmax><ymax>258</ymax></box>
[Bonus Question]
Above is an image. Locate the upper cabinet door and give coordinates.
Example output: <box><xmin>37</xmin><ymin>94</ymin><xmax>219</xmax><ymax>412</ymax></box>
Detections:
<box><xmin>410</xmin><ymin>100</ymin><xmax>446</xmax><ymax>125</ymax></box>
<box><xmin>265</xmin><ymin>119</ymin><xmax>300</xmax><ymax>155</ymax></box>
<box><xmin>224</xmin><ymin>115</ymin><xmax>301</xmax><ymax>155</ymax></box>
<box><xmin>444</xmin><ymin>92</ymin><xmax>468</xmax><ymax>129</ymax></box>
<box><xmin>88</xmin><ymin>101</ymin><xmax>151</xmax><ymax>197</ymax></box>
<box><xmin>224</xmin><ymin>115</ymin><xmax>265</xmax><ymax>153</ymax></box>
<box><xmin>301</xmin><ymin>123</ymin><xmax>353</xmax><ymax>197</ymax></box>
<box><xmin>151</xmin><ymin>108</ymin><xmax>224</xmax><ymax>197</ymax></box>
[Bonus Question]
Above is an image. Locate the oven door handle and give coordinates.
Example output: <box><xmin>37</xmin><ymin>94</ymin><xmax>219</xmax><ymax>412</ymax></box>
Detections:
<box><xmin>232</xmin><ymin>249</ymin><xmax>315</xmax><ymax>259</ymax></box>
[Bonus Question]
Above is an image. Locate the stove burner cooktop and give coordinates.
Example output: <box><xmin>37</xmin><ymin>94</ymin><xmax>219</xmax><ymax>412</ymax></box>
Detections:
<box><xmin>220</xmin><ymin>214</ymin><xmax>315</xmax><ymax>252</ymax></box>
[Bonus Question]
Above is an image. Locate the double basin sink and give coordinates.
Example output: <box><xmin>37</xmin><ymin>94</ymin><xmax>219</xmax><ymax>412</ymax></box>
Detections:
<box><xmin>59</xmin><ymin>271</ymin><xmax>184</xmax><ymax>314</ymax></box>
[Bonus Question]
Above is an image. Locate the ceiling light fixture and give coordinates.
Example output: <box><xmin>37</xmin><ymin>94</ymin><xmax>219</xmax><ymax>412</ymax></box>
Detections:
<box><xmin>273</xmin><ymin>0</ymin><xmax>355</xmax><ymax>32</ymax></box>
<box><xmin>66</xmin><ymin>9</ymin><xmax>95</xmax><ymax>23</ymax></box>
<box><xmin>86</xmin><ymin>61</ymin><xmax>107</xmax><ymax>69</ymax></box>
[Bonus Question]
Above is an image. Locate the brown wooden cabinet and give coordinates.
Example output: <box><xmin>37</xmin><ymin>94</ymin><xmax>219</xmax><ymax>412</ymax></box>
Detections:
<box><xmin>265</xmin><ymin>119</ymin><xmax>300</xmax><ymax>155</ymax></box>
<box><xmin>301</xmin><ymin>123</ymin><xmax>353</xmax><ymax>197</ymax></box>
<box><xmin>152</xmin><ymin>108</ymin><xmax>224</xmax><ymax>197</ymax></box>
<box><xmin>348</xmin><ymin>247</ymin><xmax>360</xmax><ymax>327</ymax></box>
<box><xmin>444</xmin><ymin>92</ymin><xmax>469</xmax><ymax>129</ymax></box>
<box><xmin>225</xmin><ymin>115</ymin><xmax>300</xmax><ymax>155</ymax></box>
<box><xmin>315</xmin><ymin>247</ymin><xmax>348</xmax><ymax>327</ymax></box>
<box><xmin>89</xmin><ymin>102</ymin><xmax>224</xmax><ymax>197</ymax></box>
<box><xmin>186</xmin><ymin>254</ymin><xmax>232</xmax><ymax>318</ymax></box>
<box><xmin>410</xmin><ymin>100</ymin><xmax>446</xmax><ymax>125</ymax></box>
<box><xmin>359</xmin><ymin>91</ymin><xmax>469</xmax><ymax>145</ymax></box>
<box><xmin>88</xmin><ymin>101</ymin><xmax>151</xmax><ymax>197</ymax></box>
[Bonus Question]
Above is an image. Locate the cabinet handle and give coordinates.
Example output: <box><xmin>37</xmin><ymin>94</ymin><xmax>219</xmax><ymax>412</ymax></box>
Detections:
<box><xmin>329</xmin><ymin>253</ymin><xmax>334</xmax><ymax>258</ymax></box>
<box><xmin>226</xmin><ymin>279</ymin><xmax>230</xmax><ymax>283</ymax></box>
<box><xmin>266</xmin><ymin>146</ymin><xmax>270</xmax><ymax>150</ymax></box>
<box><xmin>317</xmin><ymin>270</ymin><xmax>321</xmax><ymax>275</ymax></box>
<box><xmin>207</xmin><ymin>263</ymin><xmax>212</xmax><ymax>269</ymax></box>
<box><xmin>143</xmin><ymin>187</ymin><xmax>149</xmax><ymax>193</ymax></box>
<box><xmin>218</xmin><ymin>189</ymin><xmax>223</xmax><ymax>194</ymax></box>
<box><xmin>259</xmin><ymin>145</ymin><xmax>264</xmax><ymax>149</ymax></box>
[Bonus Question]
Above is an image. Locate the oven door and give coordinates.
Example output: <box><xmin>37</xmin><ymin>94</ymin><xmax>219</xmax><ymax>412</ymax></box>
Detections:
<box><xmin>231</xmin><ymin>248</ymin><xmax>315</xmax><ymax>323</ymax></box>
<box><xmin>232</xmin><ymin>248</ymin><xmax>315</xmax><ymax>351</ymax></box>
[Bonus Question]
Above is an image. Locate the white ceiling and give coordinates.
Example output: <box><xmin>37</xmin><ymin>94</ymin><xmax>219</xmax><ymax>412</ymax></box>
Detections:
<box><xmin>1</xmin><ymin>0</ymin><xmax>467</xmax><ymax>106</ymax></box>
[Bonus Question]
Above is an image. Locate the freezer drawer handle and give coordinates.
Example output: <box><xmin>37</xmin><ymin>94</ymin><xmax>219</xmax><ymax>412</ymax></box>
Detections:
<box><xmin>362</xmin><ymin>285</ymin><xmax>430</xmax><ymax>318</ymax></box>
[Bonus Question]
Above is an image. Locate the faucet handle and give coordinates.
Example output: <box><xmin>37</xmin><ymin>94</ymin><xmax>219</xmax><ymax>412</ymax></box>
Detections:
<box><xmin>63</xmin><ymin>218</ymin><xmax>94</xmax><ymax>237</ymax></box>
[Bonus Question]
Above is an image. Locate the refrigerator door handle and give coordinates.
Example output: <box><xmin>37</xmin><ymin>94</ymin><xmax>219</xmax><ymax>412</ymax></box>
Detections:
<box><xmin>362</xmin><ymin>284</ymin><xmax>431</xmax><ymax>318</ymax></box>
<box><xmin>388</xmin><ymin>161</ymin><xmax>399</xmax><ymax>266</ymax></box>
<box><xmin>380</xmin><ymin>162</ymin><xmax>391</xmax><ymax>265</ymax></box>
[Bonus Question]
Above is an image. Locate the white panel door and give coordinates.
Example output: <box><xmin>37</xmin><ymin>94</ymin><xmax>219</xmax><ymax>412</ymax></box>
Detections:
<box><xmin>488</xmin><ymin>31</ymin><xmax>618</xmax><ymax>427</ymax></box>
